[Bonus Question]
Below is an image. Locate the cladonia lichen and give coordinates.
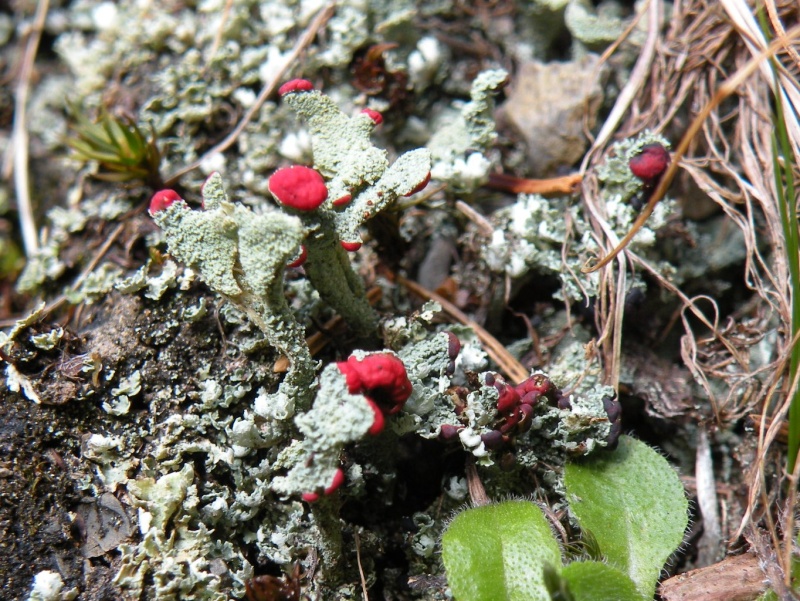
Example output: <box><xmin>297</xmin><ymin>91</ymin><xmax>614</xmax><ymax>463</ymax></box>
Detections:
<box><xmin>278</xmin><ymin>82</ymin><xmax>432</xmax><ymax>334</ymax></box>
<box><xmin>483</xmin><ymin>131</ymin><xmax>675</xmax><ymax>302</ymax></box>
<box><xmin>152</xmin><ymin>173</ymin><xmax>315</xmax><ymax>411</ymax></box>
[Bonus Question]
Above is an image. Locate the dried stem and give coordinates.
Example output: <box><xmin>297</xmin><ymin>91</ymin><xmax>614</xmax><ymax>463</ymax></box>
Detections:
<box><xmin>8</xmin><ymin>0</ymin><xmax>50</xmax><ymax>256</ymax></box>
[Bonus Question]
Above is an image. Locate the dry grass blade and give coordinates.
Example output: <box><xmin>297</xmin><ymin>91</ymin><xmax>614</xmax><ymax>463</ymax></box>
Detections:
<box><xmin>8</xmin><ymin>0</ymin><xmax>50</xmax><ymax>256</ymax></box>
<box><xmin>583</xmin><ymin>22</ymin><xmax>800</xmax><ymax>275</ymax></box>
<box><xmin>578</xmin><ymin>3</ymin><xmax>800</xmax><ymax>585</ymax></box>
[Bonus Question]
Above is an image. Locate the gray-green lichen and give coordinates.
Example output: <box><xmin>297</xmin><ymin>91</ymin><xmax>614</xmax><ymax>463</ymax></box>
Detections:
<box><xmin>565</xmin><ymin>0</ymin><xmax>628</xmax><ymax>52</ymax></box>
<box><xmin>270</xmin><ymin>359</ymin><xmax>376</xmax><ymax>499</ymax></box>
<box><xmin>116</xmin><ymin>260</ymin><xmax>180</xmax><ymax>301</ymax></box>
<box><xmin>426</xmin><ymin>69</ymin><xmax>508</xmax><ymax>192</ymax></box>
<box><xmin>116</xmin><ymin>464</ymin><xmax>253</xmax><ymax>601</ymax></box>
<box><xmin>2</xmin><ymin>304</ymin><xmax>50</xmax><ymax>404</ymax></box>
<box><xmin>10</xmin><ymin>3</ymin><xmax>667</xmax><ymax>599</ymax></box>
<box><xmin>483</xmin><ymin>131</ymin><xmax>676</xmax><ymax>302</ymax></box>
<box><xmin>483</xmin><ymin>192</ymin><xmax>598</xmax><ymax>302</ymax></box>
<box><xmin>595</xmin><ymin>131</ymin><xmax>674</xmax><ymax>213</ymax></box>
<box><xmin>52</xmin><ymin>0</ymin><xmax>437</xmax><ymax>196</ymax></box>
<box><xmin>103</xmin><ymin>370</ymin><xmax>141</xmax><ymax>416</ymax></box>
<box><xmin>263</xmin><ymin>84</ymin><xmax>432</xmax><ymax>335</ymax></box>
<box><xmin>153</xmin><ymin>173</ymin><xmax>315</xmax><ymax>410</ymax></box>
<box><xmin>384</xmin><ymin>308</ymin><xmax>614</xmax><ymax>468</ymax></box>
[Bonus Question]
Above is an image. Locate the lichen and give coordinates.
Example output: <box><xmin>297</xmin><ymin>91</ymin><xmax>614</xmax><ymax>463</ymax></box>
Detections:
<box><xmin>103</xmin><ymin>370</ymin><xmax>141</xmax><ymax>416</ymax></box>
<box><xmin>153</xmin><ymin>173</ymin><xmax>315</xmax><ymax>410</ymax></box>
<box><xmin>270</xmin><ymin>354</ymin><xmax>389</xmax><ymax>499</ymax></box>
<box><xmin>26</xmin><ymin>570</ymin><xmax>78</xmax><ymax>601</ymax></box>
<box><xmin>426</xmin><ymin>69</ymin><xmax>508</xmax><ymax>192</ymax></box>
<box><xmin>116</xmin><ymin>260</ymin><xmax>180</xmax><ymax>301</ymax></box>
<box><xmin>7</xmin><ymin>3</ymin><xmax>671</xmax><ymax>599</ymax></box>
<box><xmin>279</xmin><ymin>85</ymin><xmax>431</xmax><ymax>334</ymax></box>
<box><xmin>483</xmin><ymin>131</ymin><xmax>676</xmax><ymax>302</ymax></box>
<box><xmin>116</xmin><ymin>464</ymin><xmax>253</xmax><ymax>601</ymax></box>
<box><xmin>565</xmin><ymin>0</ymin><xmax>628</xmax><ymax>52</ymax></box>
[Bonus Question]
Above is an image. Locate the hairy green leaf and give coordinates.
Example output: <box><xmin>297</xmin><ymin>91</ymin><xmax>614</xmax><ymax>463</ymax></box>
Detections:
<box><xmin>560</xmin><ymin>561</ymin><xmax>645</xmax><ymax>601</ymax></box>
<box><xmin>442</xmin><ymin>500</ymin><xmax>561</xmax><ymax>601</ymax></box>
<box><xmin>564</xmin><ymin>435</ymin><xmax>688</xmax><ymax>599</ymax></box>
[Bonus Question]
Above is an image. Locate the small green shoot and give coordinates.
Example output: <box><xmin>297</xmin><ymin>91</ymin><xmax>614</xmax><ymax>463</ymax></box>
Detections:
<box><xmin>66</xmin><ymin>105</ymin><xmax>163</xmax><ymax>187</ymax></box>
<box><xmin>441</xmin><ymin>436</ymin><xmax>688</xmax><ymax>601</ymax></box>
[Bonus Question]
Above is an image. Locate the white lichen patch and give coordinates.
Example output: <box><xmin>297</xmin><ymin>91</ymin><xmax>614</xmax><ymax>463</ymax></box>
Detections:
<box><xmin>26</xmin><ymin>569</ymin><xmax>77</xmax><ymax>601</ymax></box>
<box><xmin>117</xmin><ymin>464</ymin><xmax>253</xmax><ymax>600</ymax></box>
<box><xmin>483</xmin><ymin>192</ymin><xmax>598</xmax><ymax>302</ymax></box>
<box><xmin>83</xmin><ymin>433</ymin><xmax>137</xmax><ymax>488</ymax></box>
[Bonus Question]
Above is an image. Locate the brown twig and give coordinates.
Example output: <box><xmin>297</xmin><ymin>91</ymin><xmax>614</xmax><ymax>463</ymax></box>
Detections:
<box><xmin>454</xmin><ymin>200</ymin><xmax>493</xmax><ymax>237</ymax></box>
<box><xmin>204</xmin><ymin>0</ymin><xmax>236</xmax><ymax>72</ymax></box>
<box><xmin>485</xmin><ymin>172</ymin><xmax>582</xmax><ymax>196</ymax></box>
<box><xmin>465</xmin><ymin>457</ymin><xmax>489</xmax><ymax>506</ymax></box>
<box><xmin>747</xmin><ymin>414</ymin><xmax>788</xmax><ymax>445</ymax></box>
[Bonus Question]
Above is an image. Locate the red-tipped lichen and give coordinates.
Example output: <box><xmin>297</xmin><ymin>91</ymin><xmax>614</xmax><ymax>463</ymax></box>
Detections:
<box><xmin>361</xmin><ymin>108</ymin><xmax>383</xmax><ymax>125</ymax></box>
<box><xmin>404</xmin><ymin>171</ymin><xmax>431</xmax><ymax>197</ymax></box>
<box><xmin>629</xmin><ymin>144</ymin><xmax>670</xmax><ymax>183</ymax></box>
<box><xmin>365</xmin><ymin>399</ymin><xmax>385</xmax><ymax>435</ymax></box>
<box><xmin>332</xmin><ymin>193</ymin><xmax>352</xmax><ymax>207</ymax></box>
<box><xmin>337</xmin><ymin>353</ymin><xmax>412</xmax><ymax>415</ymax></box>
<box><xmin>269</xmin><ymin>166</ymin><xmax>328</xmax><ymax>211</ymax></box>
<box><xmin>301</xmin><ymin>468</ymin><xmax>345</xmax><ymax>503</ymax></box>
<box><xmin>279</xmin><ymin>79</ymin><xmax>314</xmax><ymax>96</ymax></box>
<box><xmin>287</xmin><ymin>245</ymin><xmax>308</xmax><ymax>268</ymax></box>
<box><xmin>149</xmin><ymin>189</ymin><xmax>182</xmax><ymax>214</ymax></box>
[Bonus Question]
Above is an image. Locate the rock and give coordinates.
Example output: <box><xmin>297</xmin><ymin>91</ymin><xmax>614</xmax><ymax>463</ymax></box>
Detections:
<box><xmin>498</xmin><ymin>55</ymin><xmax>605</xmax><ymax>175</ymax></box>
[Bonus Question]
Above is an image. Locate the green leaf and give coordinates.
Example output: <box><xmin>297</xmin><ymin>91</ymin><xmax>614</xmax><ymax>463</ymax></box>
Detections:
<box><xmin>442</xmin><ymin>500</ymin><xmax>562</xmax><ymax>601</ymax></box>
<box><xmin>564</xmin><ymin>435</ymin><xmax>688</xmax><ymax>600</ymax></box>
<box><xmin>560</xmin><ymin>561</ymin><xmax>645</xmax><ymax>601</ymax></box>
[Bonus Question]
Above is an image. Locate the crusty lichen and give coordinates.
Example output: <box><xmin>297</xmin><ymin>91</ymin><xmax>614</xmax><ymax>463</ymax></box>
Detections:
<box><xmin>116</xmin><ymin>464</ymin><xmax>253</xmax><ymax>601</ymax></box>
